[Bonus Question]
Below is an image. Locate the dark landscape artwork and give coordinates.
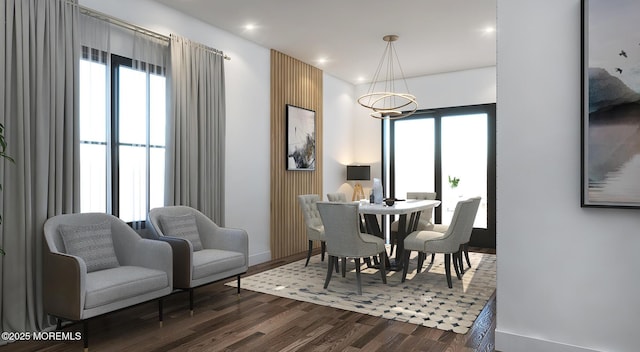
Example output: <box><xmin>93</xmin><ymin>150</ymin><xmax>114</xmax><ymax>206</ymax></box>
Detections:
<box><xmin>286</xmin><ymin>104</ymin><xmax>316</xmax><ymax>171</ymax></box>
<box><xmin>582</xmin><ymin>0</ymin><xmax>640</xmax><ymax>207</ymax></box>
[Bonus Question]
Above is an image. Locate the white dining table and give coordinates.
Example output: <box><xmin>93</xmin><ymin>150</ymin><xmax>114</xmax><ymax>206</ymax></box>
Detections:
<box><xmin>358</xmin><ymin>199</ymin><xmax>441</xmax><ymax>270</ymax></box>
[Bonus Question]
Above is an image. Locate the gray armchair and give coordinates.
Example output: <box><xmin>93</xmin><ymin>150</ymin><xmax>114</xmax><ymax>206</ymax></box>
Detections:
<box><xmin>43</xmin><ymin>213</ymin><xmax>173</xmax><ymax>351</ymax></box>
<box><xmin>147</xmin><ymin>206</ymin><xmax>248</xmax><ymax>315</ymax></box>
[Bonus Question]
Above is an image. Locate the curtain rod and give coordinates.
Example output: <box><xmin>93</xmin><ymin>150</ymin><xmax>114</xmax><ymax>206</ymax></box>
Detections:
<box><xmin>70</xmin><ymin>2</ymin><xmax>231</xmax><ymax>60</ymax></box>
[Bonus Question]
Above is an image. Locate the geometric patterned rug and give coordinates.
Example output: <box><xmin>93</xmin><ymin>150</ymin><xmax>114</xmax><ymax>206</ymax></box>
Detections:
<box><xmin>226</xmin><ymin>251</ymin><xmax>496</xmax><ymax>334</ymax></box>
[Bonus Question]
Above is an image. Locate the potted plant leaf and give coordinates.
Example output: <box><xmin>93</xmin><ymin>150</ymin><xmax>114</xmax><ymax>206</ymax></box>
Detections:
<box><xmin>0</xmin><ymin>122</ymin><xmax>14</xmax><ymax>255</ymax></box>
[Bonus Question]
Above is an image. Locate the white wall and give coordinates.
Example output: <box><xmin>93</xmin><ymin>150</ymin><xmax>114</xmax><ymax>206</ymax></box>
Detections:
<box><xmin>496</xmin><ymin>1</ymin><xmax>640</xmax><ymax>351</ymax></box>
<box><xmin>80</xmin><ymin>0</ymin><xmax>272</xmax><ymax>265</ymax></box>
<box><xmin>322</xmin><ymin>74</ymin><xmax>356</xmax><ymax>198</ymax></box>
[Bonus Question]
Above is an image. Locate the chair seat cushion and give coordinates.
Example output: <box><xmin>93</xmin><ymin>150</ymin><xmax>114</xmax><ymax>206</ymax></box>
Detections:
<box><xmin>85</xmin><ymin>266</ymin><xmax>169</xmax><ymax>309</ymax></box>
<box><xmin>432</xmin><ymin>224</ymin><xmax>449</xmax><ymax>233</ymax></box>
<box><xmin>192</xmin><ymin>249</ymin><xmax>246</xmax><ymax>280</ymax></box>
<box><xmin>404</xmin><ymin>231</ymin><xmax>446</xmax><ymax>252</ymax></box>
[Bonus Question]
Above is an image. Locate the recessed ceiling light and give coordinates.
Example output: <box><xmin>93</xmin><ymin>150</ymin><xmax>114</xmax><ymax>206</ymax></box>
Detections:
<box><xmin>244</xmin><ymin>23</ymin><xmax>257</xmax><ymax>31</ymax></box>
<box><xmin>484</xmin><ymin>26</ymin><xmax>495</xmax><ymax>34</ymax></box>
<box><xmin>316</xmin><ymin>57</ymin><xmax>328</xmax><ymax>65</ymax></box>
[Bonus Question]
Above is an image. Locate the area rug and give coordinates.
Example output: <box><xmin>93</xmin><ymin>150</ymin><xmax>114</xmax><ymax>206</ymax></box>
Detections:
<box><xmin>227</xmin><ymin>251</ymin><xmax>496</xmax><ymax>334</ymax></box>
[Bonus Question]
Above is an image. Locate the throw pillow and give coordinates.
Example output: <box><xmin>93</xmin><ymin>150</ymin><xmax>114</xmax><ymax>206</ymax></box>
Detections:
<box><xmin>160</xmin><ymin>213</ymin><xmax>203</xmax><ymax>251</ymax></box>
<box><xmin>59</xmin><ymin>221</ymin><xmax>120</xmax><ymax>273</ymax></box>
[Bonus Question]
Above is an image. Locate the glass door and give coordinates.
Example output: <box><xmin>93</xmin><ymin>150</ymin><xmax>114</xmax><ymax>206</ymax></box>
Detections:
<box><xmin>385</xmin><ymin>104</ymin><xmax>495</xmax><ymax>248</ymax></box>
<box><xmin>441</xmin><ymin>113</ymin><xmax>487</xmax><ymax>228</ymax></box>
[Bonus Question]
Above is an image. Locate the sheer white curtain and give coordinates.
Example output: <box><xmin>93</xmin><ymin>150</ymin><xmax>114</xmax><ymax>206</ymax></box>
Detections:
<box><xmin>0</xmin><ymin>0</ymin><xmax>79</xmax><ymax>335</ymax></box>
<box><xmin>168</xmin><ymin>35</ymin><xmax>226</xmax><ymax>224</ymax></box>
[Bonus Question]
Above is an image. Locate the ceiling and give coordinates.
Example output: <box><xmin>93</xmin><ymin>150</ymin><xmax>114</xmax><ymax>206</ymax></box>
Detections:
<box><xmin>153</xmin><ymin>0</ymin><xmax>496</xmax><ymax>85</ymax></box>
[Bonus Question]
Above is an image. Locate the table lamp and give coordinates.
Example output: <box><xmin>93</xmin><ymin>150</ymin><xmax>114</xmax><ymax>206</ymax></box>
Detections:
<box><xmin>346</xmin><ymin>165</ymin><xmax>370</xmax><ymax>201</ymax></box>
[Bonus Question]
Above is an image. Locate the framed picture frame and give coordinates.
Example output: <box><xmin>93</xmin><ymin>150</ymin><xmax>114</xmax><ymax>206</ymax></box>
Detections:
<box><xmin>286</xmin><ymin>104</ymin><xmax>316</xmax><ymax>171</ymax></box>
<box><xmin>581</xmin><ymin>0</ymin><xmax>640</xmax><ymax>208</ymax></box>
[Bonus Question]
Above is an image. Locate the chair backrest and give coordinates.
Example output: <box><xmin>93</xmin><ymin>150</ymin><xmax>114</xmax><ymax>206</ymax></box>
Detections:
<box><xmin>406</xmin><ymin>192</ymin><xmax>437</xmax><ymax>223</ymax></box>
<box><xmin>297</xmin><ymin>194</ymin><xmax>322</xmax><ymax>230</ymax></box>
<box><xmin>459</xmin><ymin>197</ymin><xmax>481</xmax><ymax>244</ymax></box>
<box><xmin>43</xmin><ymin>212</ymin><xmax>141</xmax><ymax>266</ymax></box>
<box><xmin>316</xmin><ymin>202</ymin><xmax>374</xmax><ymax>257</ymax></box>
<box><xmin>433</xmin><ymin>198</ymin><xmax>479</xmax><ymax>253</ymax></box>
<box><xmin>326</xmin><ymin>192</ymin><xmax>347</xmax><ymax>202</ymax></box>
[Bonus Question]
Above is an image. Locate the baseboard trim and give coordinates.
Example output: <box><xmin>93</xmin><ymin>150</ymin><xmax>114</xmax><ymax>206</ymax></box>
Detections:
<box><xmin>496</xmin><ymin>330</ymin><xmax>600</xmax><ymax>352</ymax></box>
<box><xmin>248</xmin><ymin>251</ymin><xmax>271</xmax><ymax>266</ymax></box>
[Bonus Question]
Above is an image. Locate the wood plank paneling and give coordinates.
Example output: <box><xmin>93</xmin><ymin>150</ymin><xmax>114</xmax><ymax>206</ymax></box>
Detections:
<box><xmin>270</xmin><ymin>50</ymin><xmax>323</xmax><ymax>259</ymax></box>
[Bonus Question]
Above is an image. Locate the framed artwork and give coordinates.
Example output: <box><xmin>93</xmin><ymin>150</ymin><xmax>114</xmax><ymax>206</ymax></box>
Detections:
<box><xmin>286</xmin><ymin>104</ymin><xmax>316</xmax><ymax>171</ymax></box>
<box><xmin>581</xmin><ymin>0</ymin><xmax>640</xmax><ymax>207</ymax></box>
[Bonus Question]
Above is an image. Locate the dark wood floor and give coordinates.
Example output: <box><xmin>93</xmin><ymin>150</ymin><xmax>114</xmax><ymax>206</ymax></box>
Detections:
<box><xmin>2</xmin><ymin>248</ymin><xmax>496</xmax><ymax>352</ymax></box>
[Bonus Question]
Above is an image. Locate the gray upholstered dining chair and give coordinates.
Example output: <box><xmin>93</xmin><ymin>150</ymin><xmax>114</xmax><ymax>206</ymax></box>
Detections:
<box><xmin>429</xmin><ymin>197</ymin><xmax>481</xmax><ymax>273</ymax></box>
<box><xmin>326</xmin><ymin>192</ymin><xmax>348</xmax><ymax>202</ymax></box>
<box><xmin>401</xmin><ymin>197</ymin><xmax>480</xmax><ymax>288</ymax></box>
<box><xmin>43</xmin><ymin>213</ymin><xmax>173</xmax><ymax>351</ymax></box>
<box><xmin>389</xmin><ymin>192</ymin><xmax>437</xmax><ymax>256</ymax></box>
<box><xmin>147</xmin><ymin>206</ymin><xmax>248</xmax><ymax>315</ymax></box>
<box><xmin>297</xmin><ymin>194</ymin><xmax>327</xmax><ymax>266</ymax></box>
<box><xmin>317</xmin><ymin>201</ymin><xmax>387</xmax><ymax>295</ymax></box>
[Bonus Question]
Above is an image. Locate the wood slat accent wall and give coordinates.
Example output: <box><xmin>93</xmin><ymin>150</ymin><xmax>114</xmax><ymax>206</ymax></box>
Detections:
<box><xmin>270</xmin><ymin>50</ymin><xmax>323</xmax><ymax>259</ymax></box>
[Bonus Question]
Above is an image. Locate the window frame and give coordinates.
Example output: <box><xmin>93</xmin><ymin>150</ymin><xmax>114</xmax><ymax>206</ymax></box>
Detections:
<box><xmin>382</xmin><ymin>103</ymin><xmax>496</xmax><ymax>248</ymax></box>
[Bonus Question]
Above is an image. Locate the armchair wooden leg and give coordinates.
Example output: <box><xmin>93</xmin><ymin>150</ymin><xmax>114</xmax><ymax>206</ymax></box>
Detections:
<box><xmin>189</xmin><ymin>288</ymin><xmax>194</xmax><ymax>316</ymax></box>
<box><xmin>430</xmin><ymin>253</ymin><xmax>435</xmax><ymax>264</ymax></box>
<box><xmin>56</xmin><ymin>318</ymin><xmax>62</xmax><ymax>330</ymax></box>
<box><xmin>354</xmin><ymin>258</ymin><xmax>362</xmax><ymax>295</ymax></box>
<box><xmin>237</xmin><ymin>274</ymin><xmax>241</xmax><ymax>294</ymax></box>
<box><xmin>305</xmin><ymin>240</ymin><xmax>313</xmax><ymax>267</ymax></box>
<box><xmin>83</xmin><ymin>320</ymin><xmax>88</xmax><ymax>352</ymax></box>
<box><xmin>324</xmin><ymin>255</ymin><xmax>335</xmax><ymax>289</ymax></box>
<box><xmin>444</xmin><ymin>253</ymin><xmax>453</xmax><ymax>288</ymax></box>
<box><xmin>401</xmin><ymin>250</ymin><xmax>411</xmax><ymax>283</ymax></box>
<box><xmin>341</xmin><ymin>257</ymin><xmax>346</xmax><ymax>277</ymax></box>
<box><xmin>159</xmin><ymin>299</ymin><xmax>164</xmax><ymax>327</ymax></box>
<box><xmin>321</xmin><ymin>241</ymin><xmax>326</xmax><ymax>262</ymax></box>
<box><xmin>335</xmin><ymin>257</ymin><xmax>340</xmax><ymax>273</ymax></box>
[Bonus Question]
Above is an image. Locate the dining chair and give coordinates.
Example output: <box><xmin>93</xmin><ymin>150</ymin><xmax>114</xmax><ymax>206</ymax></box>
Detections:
<box><xmin>401</xmin><ymin>197</ymin><xmax>480</xmax><ymax>288</ymax></box>
<box><xmin>297</xmin><ymin>194</ymin><xmax>327</xmax><ymax>266</ymax></box>
<box><xmin>429</xmin><ymin>197</ymin><xmax>481</xmax><ymax>273</ymax></box>
<box><xmin>317</xmin><ymin>202</ymin><xmax>387</xmax><ymax>295</ymax></box>
<box><xmin>389</xmin><ymin>192</ymin><xmax>437</xmax><ymax>256</ymax></box>
<box><xmin>326</xmin><ymin>192</ymin><xmax>348</xmax><ymax>202</ymax></box>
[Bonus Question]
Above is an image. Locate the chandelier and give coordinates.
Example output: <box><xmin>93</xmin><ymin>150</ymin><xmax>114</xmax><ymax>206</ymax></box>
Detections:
<box><xmin>357</xmin><ymin>35</ymin><xmax>417</xmax><ymax>119</ymax></box>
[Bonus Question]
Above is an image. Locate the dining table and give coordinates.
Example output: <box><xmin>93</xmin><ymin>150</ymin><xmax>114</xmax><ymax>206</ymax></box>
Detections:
<box><xmin>358</xmin><ymin>199</ymin><xmax>441</xmax><ymax>270</ymax></box>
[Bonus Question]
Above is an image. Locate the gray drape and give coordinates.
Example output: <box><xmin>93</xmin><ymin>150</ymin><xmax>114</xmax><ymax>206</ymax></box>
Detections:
<box><xmin>168</xmin><ymin>35</ymin><xmax>226</xmax><ymax>225</ymax></box>
<box><xmin>0</xmin><ymin>0</ymin><xmax>79</xmax><ymax>335</ymax></box>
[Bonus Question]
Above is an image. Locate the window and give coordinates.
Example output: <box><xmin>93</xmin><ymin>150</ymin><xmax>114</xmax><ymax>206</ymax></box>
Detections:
<box><xmin>80</xmin><ymin>48</ymin><xmax>166</xmax><ymax>223</ymax></box>
<box><xmin>383</xmin><ymin>104</ymin><xmax>496</xmax><ymax>247</ymax></box>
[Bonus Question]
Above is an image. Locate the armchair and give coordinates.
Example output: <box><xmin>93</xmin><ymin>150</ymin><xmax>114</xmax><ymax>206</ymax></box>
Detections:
<box><xmin>43</xmin><ymin>213</ymin><xmax>173</xmax><ymax>351</ymax></box>
<box><xmin>147</xmin><ymin>206</ymin><xmax>248</xmax><ymax>315</ymax></box>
